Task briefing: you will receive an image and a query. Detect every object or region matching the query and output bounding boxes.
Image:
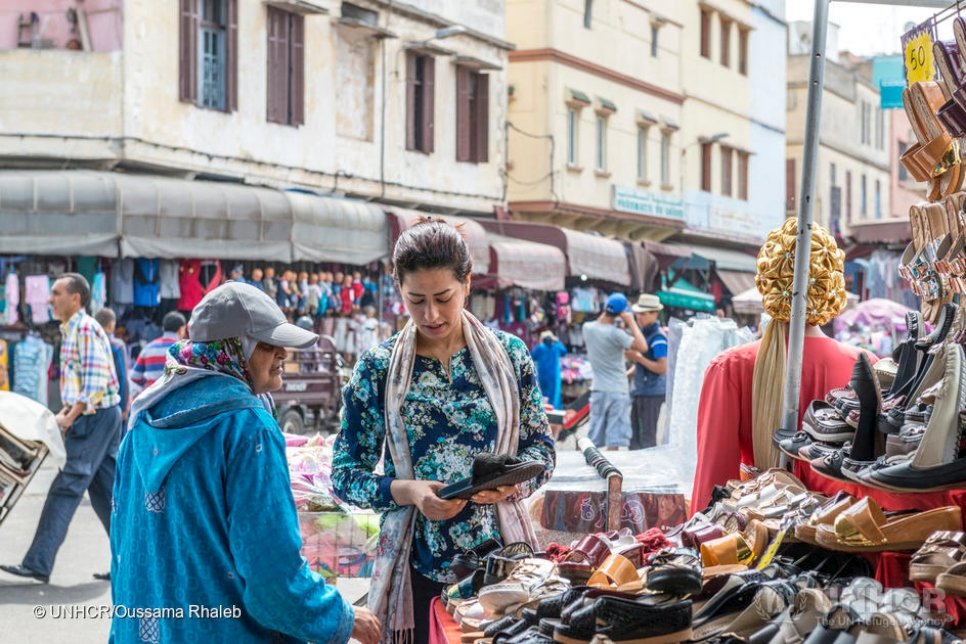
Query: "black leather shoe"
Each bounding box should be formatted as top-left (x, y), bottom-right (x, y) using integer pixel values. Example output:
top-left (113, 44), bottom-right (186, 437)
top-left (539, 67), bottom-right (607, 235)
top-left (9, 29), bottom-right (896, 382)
top-left (0, 564), bottom-right (49, 583)
top-left (93, 572), bottom-right (111, 581)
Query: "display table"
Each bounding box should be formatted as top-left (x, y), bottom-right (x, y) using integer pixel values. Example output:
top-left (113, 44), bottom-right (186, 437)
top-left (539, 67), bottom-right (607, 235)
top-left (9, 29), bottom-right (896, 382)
top-left (795, 462), bottom-right (966, 626)
top-left (429, 597), bottom-right (464, 644)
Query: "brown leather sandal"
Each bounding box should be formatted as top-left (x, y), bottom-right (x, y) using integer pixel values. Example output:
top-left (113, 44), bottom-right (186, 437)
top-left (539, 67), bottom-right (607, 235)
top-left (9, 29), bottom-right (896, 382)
top-left (815, 497), bottom-right (963, 552)
top-left (909, 531), bottom-right (966, 583)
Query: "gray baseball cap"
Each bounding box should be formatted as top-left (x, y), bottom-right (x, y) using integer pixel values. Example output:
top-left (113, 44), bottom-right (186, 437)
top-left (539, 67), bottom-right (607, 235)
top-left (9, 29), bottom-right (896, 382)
top-left (188, 281), bottom-right (319, 349)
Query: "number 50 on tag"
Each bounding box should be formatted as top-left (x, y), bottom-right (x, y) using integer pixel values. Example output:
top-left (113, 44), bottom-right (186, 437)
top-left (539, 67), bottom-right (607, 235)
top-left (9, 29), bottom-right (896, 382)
top-left (902, 19), bottom-right (935, 84)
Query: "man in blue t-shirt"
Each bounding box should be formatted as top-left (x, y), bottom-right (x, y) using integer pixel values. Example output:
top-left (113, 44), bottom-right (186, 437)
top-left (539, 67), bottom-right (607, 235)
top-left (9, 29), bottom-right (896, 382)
top-left (626, 293), bottom-right (668, 450)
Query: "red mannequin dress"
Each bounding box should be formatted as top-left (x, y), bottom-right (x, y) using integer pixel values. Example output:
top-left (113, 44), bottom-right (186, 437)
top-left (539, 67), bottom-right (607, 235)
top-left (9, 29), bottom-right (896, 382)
top-left (690, 336), bottom-right (870, 513)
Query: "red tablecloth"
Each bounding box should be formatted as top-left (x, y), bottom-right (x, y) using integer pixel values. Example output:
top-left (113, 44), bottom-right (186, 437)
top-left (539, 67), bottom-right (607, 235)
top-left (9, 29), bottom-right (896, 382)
top-left (429, 597), bottom-right (463, 644)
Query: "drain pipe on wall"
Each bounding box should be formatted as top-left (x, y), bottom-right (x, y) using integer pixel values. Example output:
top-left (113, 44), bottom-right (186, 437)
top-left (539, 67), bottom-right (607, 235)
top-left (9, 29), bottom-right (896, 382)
top-left (379, 0), bottom-right (393, 200)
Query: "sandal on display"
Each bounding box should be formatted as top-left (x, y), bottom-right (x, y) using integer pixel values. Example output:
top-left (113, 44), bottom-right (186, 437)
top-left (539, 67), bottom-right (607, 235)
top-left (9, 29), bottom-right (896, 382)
top-left (644, 548), bottom-right (703, 596)
top-left (863, 344), bottom-right (966, 492)
top-left (700, 520), bottom-right (770, 568)
top-left (552, 596), bottom-right (693, 644)
top-left (910, 531), bottom-right (966, 583)
top-left (815, 497), bottom-right (962, 553)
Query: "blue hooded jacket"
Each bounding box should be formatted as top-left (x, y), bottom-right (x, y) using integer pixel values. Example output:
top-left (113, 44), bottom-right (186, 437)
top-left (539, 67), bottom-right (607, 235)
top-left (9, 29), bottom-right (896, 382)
top-left (110, 374), bottom-right (354, 643)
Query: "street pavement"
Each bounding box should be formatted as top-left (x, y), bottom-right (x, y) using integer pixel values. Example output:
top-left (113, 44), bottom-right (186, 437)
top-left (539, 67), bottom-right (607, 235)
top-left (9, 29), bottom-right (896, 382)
top-left (0, 460), bottom-right (368, 643)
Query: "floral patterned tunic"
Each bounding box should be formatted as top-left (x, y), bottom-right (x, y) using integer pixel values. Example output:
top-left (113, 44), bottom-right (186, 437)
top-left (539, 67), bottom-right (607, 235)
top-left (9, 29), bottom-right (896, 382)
top-left (332, 330), bottom-right (556, 583)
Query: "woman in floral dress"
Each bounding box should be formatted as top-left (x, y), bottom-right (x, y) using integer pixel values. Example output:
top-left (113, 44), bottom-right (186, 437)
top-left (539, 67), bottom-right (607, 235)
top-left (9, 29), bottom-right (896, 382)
top-left (332, 219), bottom-right (556, 644)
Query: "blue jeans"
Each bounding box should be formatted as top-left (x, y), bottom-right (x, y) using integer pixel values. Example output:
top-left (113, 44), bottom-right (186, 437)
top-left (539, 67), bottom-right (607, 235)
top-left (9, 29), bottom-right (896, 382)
top-left (588, 391), bottom-right (631, 448)
top-left (23, 405), bottom-right (121, 576)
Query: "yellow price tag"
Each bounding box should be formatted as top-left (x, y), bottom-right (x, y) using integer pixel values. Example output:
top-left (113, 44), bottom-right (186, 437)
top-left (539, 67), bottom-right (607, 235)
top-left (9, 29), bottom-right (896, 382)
top-left (903, 22), bottom-right (934, 84)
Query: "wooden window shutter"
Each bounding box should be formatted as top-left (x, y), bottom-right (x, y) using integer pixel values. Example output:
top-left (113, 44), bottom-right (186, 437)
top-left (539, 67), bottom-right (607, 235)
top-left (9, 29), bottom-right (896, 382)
top-left (291, 13), bottom-right (305, 125)
top-left (267, 7), bottom-right (290, 124)
top-left (405, 52), bottom-right (417, 150)
top-left (179, 0), bottom-right (199, 103)
top-left (456, 66), bottom-right (471, 162)
top-left (422, 56), bottom-right (435, 154)
top-left (786, 158), bottom-right (796, 211)
top-left (701, 142), bottom-right (712, 191)
top-left (474, 72), bottom-right (488, 162)
top-left (226, 0), bottom-right (238, 111)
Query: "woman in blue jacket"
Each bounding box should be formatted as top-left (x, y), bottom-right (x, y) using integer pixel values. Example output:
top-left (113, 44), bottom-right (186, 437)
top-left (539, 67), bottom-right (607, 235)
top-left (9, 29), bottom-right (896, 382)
top-left (110, 282), bottom-right (380, 644)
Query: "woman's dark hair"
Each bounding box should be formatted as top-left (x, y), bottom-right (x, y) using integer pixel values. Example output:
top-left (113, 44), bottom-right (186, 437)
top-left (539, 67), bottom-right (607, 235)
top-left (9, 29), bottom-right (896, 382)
top-left (392, 218), bottom-right (472, 285)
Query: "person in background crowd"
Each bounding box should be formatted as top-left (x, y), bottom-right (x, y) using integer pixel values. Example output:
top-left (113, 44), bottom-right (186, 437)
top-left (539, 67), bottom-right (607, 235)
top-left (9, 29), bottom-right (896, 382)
top-left (2, 273), bottom-right (121, 584)
top-left (319, 272), bottom-right (334, 316)
top-left (262, 266), bottom-right (279, 302)
top-left (307, 273), bottom-right (322, 317)
top-left (94, 307), bottom-right (129, 423)
top-left (229, 265), bottom-right (244, 282)
top-left (249, 267), bottom-right (265, 291)
top-left (110, 282), bottom-right (380, 644)
top-left (531, 329), bottom-right (567, 409)
top-left (340, 274), bottom-right (355, 315)
top-left (129, 311), bottom-right (187, 397)
top-left (582, 293), bottom-right (647, 451)
top-left (625, 294), bottom-right (668, 450)
top-left (332, 219), bottom-right (555, 644)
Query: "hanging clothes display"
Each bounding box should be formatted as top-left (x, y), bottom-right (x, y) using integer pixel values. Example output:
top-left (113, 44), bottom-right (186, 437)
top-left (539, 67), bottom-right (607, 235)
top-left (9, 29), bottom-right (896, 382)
top-left (663, 316), bottom-right (754, 488)
top-left (133, 258), bottom-right (161, 308)
top-left (5, 272), bottom-right (19, 325)
top-left (91, 271), bottom-right (107, 313)
top-left (12, 333), bottom-right (52, 405)
top-left (111, 258), bottom-right (135, 307)
top-left (177, 259), bottom-right (223, 313)
top-left (76, 256), bottom-right (97, 289)
top-left (24, 275), bottom-right (50, 324)
top-left (0, 340), bottom-right (8, 391)
top-left (158, 259), bottom-right (181, 314)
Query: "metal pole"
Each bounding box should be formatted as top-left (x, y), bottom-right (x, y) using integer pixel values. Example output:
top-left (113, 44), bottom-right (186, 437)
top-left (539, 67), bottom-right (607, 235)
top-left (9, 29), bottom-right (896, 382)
top-left (777, 0), bottom-right (830, 466)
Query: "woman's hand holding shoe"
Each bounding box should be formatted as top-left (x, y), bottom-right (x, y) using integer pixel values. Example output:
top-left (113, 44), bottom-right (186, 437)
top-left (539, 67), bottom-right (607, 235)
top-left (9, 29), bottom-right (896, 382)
top-left (392, 480), bottom-right (467, 520)
top-left (471, 484), bottom-right (518, 505)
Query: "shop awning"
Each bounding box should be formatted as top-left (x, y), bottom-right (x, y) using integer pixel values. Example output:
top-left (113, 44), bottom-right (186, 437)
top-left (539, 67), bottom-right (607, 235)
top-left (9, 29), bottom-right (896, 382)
top-left (487, 234), bottom-right (566, 291)
top-left (0, 171), bottom-right (120, 257)
top-left (478, 220), bottom-right (632, 286)
top-left (642, 239), bottom-right (691, 270)
top-left (848, 220), bottom-right (911, 244)
top-left (119, 175), bottom-right (293, 261)
top-left (717, 269), bottom-right (756, 296)
top-left (289, 192), bottom-right (389, 264)
top-left (388, 209), bottom-right (491, 274)
top-left (0, 170), bottom-right (393, 264)
top-left (659, 278), bottom-right (716, 312)
top-left (625, 242), bottom-right (658, 293)
top-left (688, 244), bottom-right (758, 273)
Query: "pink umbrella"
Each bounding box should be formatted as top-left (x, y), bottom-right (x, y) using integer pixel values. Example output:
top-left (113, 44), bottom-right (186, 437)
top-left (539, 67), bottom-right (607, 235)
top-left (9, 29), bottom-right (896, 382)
top-left (833, 298), bottom-right (914, 334)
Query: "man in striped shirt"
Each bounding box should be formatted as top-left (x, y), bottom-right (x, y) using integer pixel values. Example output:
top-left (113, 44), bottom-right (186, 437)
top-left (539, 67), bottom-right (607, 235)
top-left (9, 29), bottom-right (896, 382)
top-left (129, 311), bottom-right (186, 397)
top-left (1, 273), bottom-right (121, 584)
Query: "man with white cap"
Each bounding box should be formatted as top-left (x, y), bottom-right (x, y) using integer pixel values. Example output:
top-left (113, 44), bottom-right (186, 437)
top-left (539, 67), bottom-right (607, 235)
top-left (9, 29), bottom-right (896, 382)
top-left (110, 282), bottom-right (380, 644)
top-left (626, 293), bottom-right (668, 450)
top-left (582, 293), bottom-right (647, 450)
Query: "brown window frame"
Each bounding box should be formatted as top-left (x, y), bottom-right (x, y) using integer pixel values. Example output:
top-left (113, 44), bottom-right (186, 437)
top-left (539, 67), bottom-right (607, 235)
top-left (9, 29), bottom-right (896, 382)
top-left (406, 52), bottom-right (435, 154)
top-left (179, 0), bottom-right (237, 112)
top-left (700, 8), bottom-right (711, 59)
top-left (786, 158), bottom-right (796, 211)
top-left (720, 145), bottom-right (733, 197)
top-left (266, 6), bottom-right (304, 127)
top-left (701, 142), bottom-right (713, 192)
top-left (737, 151), bottom-right (749, 200)
top-left (720, 16), bottom-right (731, 68)
top-left (456, 66), bottom-right (489, 164)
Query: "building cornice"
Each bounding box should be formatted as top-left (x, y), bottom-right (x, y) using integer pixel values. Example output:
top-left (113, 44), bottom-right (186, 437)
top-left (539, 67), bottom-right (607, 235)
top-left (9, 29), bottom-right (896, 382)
top-left (508, 49), bottom-right (685, 105)
top-left (510, 199), bottom-right (686, 229)
top-left (787, 138), bottom-right (891, 173)
top-left (620, 0), bottom-right (685, 28)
